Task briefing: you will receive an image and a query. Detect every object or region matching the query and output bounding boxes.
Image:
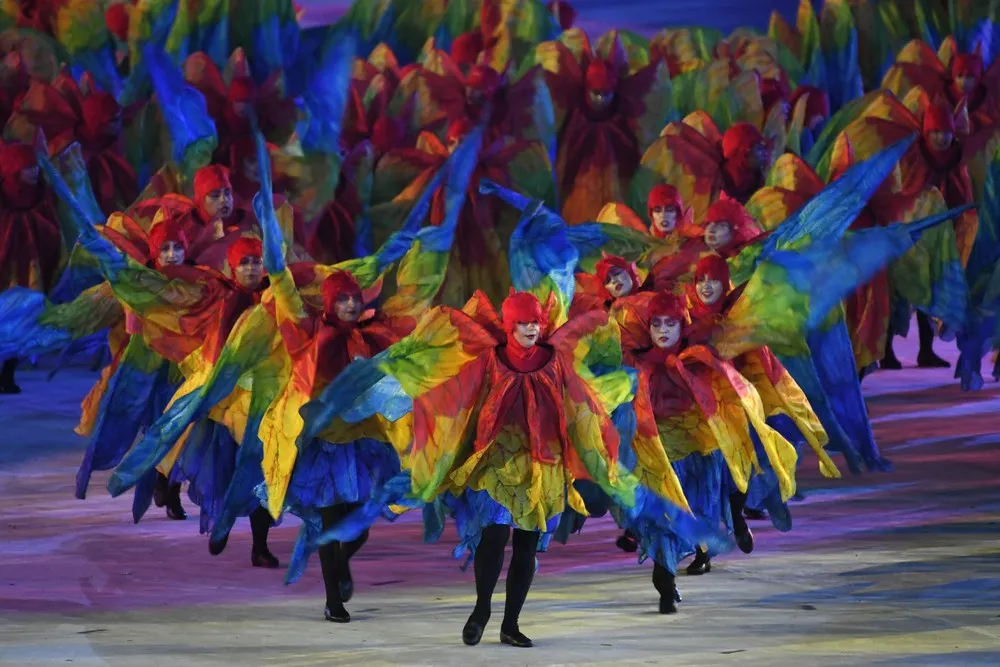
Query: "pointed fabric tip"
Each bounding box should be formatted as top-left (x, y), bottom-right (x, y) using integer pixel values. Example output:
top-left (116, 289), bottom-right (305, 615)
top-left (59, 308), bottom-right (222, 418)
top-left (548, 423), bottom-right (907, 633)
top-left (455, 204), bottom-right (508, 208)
top-left (904, 203), bottom-right (977, 238)
top-left (768, 134), bottom-right (916, 252)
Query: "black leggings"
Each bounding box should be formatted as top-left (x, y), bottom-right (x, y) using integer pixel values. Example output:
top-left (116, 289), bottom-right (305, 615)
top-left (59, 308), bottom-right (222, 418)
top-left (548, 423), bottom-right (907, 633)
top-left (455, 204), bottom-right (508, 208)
top-left (886, 311), bottom-right (937, 359)
top-left (249, 507), bottom-right (273, 553)
top-left (0, 358), bottom-right (17, 386)
top-left (470, 524), bottom-right (538, 632)
top-left (318, 503), bottom-right (370, 608)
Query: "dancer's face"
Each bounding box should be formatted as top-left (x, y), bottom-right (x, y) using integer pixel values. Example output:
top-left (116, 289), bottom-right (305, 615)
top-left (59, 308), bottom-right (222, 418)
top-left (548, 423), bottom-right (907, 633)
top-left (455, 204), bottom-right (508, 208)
top-left (650, 205), bottom-right (677, 234)
top-left (704, 221), bottom-right (733, 250)
top-left (19, 165), bottom-right (39, 185)
top-left (604, 267), bottom-right (634, 299)
top-left (203, 186), bottom-right (234, 220)
top-left (512, 321), bottom-right (541, 348)
top-left (649, 315), bottom-right (682, 350)
top-left (333, 292), bottom-right (361, 322)
top-left (747, 142), bottom-right (769, 169)
top-left (234, 255), bottom-right (264, 289)
top-left (157, 241), bottom-right (185, 267)
top-left (954, 73), bottom-right (977, 94)
top-left (927, 130), bottom-right (954, 151)
top-left (242, 156), bottom-right (261, 184)
top-left (696, 275), bottom-right (725, 306)
top-left (587, 89), bottom-right (614, 112)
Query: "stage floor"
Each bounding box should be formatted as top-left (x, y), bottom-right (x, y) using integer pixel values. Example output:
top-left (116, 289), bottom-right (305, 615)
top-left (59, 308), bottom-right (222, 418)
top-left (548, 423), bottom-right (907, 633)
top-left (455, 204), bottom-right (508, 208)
top-left (1, 336), bottom-right (999, 666)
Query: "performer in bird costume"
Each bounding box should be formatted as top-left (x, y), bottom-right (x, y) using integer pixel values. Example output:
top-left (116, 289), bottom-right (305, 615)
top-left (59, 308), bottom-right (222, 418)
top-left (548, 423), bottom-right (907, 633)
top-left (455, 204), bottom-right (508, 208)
top-left (368, 115), bottom-right (552, 305)
top-left (0, 138), bottom-right (62, 395)
top-left (528, 30), bottom-right (673, 223)
top-left (253, 129), bottom-right (479, 621)
top-left (631, 113), bottom-right (774, 226)
top-left (305, 284), bottom-right (646, 647)
top-left (747, 135), bottom-right (966, 377)
top-left (15, 70), bottom-right (137, 215)
top-left (816, 91), bottom-right (979, 368)
top-left (881, 38), bottom-right (1000, 132)
top-left (182, 49), bottom-right (297, 167)
top-left (623, 288), bottom-right (802, 577)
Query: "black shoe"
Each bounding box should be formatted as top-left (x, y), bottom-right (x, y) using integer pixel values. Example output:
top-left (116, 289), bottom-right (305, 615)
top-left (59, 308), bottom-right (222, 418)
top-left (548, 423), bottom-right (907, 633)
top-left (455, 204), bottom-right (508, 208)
top-left (164, 483), bottom-right (186, 520)
top-left (615, 531), bottom-right (639, 553)
top-left (674, 587), bottom-right (682, 603)
top-left (0, 382), bottom-right (21, 395)
top-left (879, 355), bottom-right (902, 370)
top-left (324, 605), bottom-right (350, 623)
top-left (208, 534), bottom-right (228, 556)
top-left (686, 551), bottom-right (711, 575)
top-left (735, 526), bottom-right (755, 554)
top-left (917, 351), bottom-right (950, 368)
top-left (500, 627), bottom-right (533, 648)
top-left (743, 507), bottom-right (768, 521)
top-left (251, 546), bottom-right (280, 568)
top-left (462, 617), bottom-right (486, 646)
top-left (659, 596), bottom-right (677, 614)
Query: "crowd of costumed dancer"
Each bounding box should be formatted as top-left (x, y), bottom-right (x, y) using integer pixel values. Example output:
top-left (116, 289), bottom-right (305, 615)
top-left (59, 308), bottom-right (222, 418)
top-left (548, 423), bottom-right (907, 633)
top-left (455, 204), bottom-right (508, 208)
top-left (1, 0), bottom-right (998, 650)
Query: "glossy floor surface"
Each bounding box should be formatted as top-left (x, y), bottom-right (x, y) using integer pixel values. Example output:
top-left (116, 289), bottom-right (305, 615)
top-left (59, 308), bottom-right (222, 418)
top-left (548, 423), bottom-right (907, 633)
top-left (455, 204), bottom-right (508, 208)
top-left (1, 334), bottom-right (999, 666)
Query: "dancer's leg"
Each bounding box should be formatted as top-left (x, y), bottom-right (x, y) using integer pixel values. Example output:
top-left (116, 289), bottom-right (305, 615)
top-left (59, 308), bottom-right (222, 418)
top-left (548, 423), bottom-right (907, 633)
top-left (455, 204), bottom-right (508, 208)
top-left (500, 529), bottom-right (538, 647)
top-left (463, 523), bottom-right (510, 645)
top-left (916, 312), bottom-right (949, 368)
top-left (249, 507), bottom-right (278, 568)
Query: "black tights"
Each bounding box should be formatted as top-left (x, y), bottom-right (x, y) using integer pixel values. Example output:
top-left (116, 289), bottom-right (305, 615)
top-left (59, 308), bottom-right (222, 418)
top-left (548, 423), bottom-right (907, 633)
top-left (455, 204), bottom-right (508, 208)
top-left (730, 490), bottom-right (748, 534)
top-left (0, 358), bottom-right (17, 386)
top-left (886, 312), bottom-right (937, 360)
top-left (318, 503), bottom-right (370, 610)
top-left (249, 507), bottom-right (273, 553)
top-left (470, 524), bottom-right (538, 632)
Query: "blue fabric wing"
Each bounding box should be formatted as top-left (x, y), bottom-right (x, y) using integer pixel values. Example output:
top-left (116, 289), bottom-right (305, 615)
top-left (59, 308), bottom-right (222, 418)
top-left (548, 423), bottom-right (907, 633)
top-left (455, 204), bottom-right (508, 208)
top-left (296, 34), bottom-right (357, 156)
top-left (145, 45), bottom-right (218, 177)
top-left (762, 136), bottom-right (916, 256)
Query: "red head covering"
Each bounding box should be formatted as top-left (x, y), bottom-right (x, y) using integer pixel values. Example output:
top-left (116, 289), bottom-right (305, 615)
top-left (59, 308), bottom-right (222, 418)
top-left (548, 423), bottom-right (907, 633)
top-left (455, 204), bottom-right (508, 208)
top-left (80, 91), bottom-right (121, 139)
top-left (105, 3), bottom-right (130, 41)
top-left (648, 291), bottom-right (688, 322)
top-left (722, 122), bottom-right (766, 160)
top-left (595, 255), bottom-right (640, 292)
top-left (194, 165), bottom-right (232, 216)
top-left (148, 218), bottom-right (189, 262)
top-left (694, 253), bottom-right (731, 284)
top-left (227, 77), bottom-right (257, 104)
top-left (923, 102), bottom-right (955, 135)
top-left (501, 290), bottom-right (544, 333)
top-left (760, 76), bottom-right (790, 113)
top-left (585, 59), bottom-right (618, 93)
top-left (547, 0), bottom-right (577, 30)
top-left (647, 183), bottom-right (682, 216)
top-left (789, 85), bottom-right (830, 123)
top-left (465, 65), bottom-right (503, 95)
top-left (702, 194), bottom-right (759, 248)
top-left (371, 116), bottom-right (403, 153)
top-left (226, 236), bottom-right (262, 274)
top-left (451, 32), bottom-right (485, 68)
top-left (0, 143), bottom-right (36, 180)
top-left (446, 117), bottom-right (474, 144)
top-left (322, 270), bottom-right (362, 315)
top-left (951, 52), bottom-right (984, 81)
